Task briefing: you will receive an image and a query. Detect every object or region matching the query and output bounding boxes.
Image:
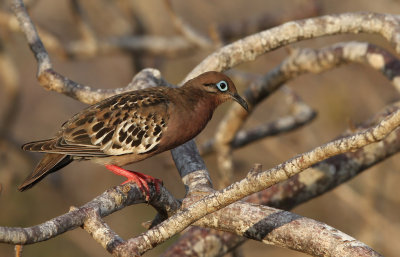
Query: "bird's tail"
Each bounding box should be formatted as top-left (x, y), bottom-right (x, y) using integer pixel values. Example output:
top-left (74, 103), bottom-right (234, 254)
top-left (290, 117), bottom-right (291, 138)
top-left (18, 153), bottom-right (72, 191)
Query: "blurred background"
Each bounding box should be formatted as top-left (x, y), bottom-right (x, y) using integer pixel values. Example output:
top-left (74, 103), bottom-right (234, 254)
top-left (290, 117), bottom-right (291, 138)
top-left (1, 0), bottom-right (400, 256)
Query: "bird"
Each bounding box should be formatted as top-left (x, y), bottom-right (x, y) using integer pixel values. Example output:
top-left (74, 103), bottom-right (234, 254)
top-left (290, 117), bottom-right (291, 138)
top-left (19, 71), bottom-right (248, 198)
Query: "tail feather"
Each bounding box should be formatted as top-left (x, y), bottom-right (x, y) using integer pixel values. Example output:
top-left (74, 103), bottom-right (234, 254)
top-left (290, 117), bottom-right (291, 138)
top-left (18, 153), bottom-right (72, 191)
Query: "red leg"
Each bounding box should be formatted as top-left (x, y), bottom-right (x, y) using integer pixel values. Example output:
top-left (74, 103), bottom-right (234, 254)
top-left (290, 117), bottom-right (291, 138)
top-left (105, 165), bottom-right (162, 200)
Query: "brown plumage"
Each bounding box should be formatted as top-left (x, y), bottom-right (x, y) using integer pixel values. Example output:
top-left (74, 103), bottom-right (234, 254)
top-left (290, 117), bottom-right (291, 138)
top-left (20, 71), bottom-right (248, 194)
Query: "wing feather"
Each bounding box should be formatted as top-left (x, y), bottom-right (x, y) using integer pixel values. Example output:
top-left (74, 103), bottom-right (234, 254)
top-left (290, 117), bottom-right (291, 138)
top-left (23, 88), bottom-right (170, 158)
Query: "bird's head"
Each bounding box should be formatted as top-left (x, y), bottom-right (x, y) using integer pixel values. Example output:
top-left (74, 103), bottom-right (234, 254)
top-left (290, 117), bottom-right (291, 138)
top-left (185, 71), bottom-right (249, 111)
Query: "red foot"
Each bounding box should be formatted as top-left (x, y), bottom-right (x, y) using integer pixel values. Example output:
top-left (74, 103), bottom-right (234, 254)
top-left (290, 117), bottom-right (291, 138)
top-left (105, 165), bottom-right (162, 201)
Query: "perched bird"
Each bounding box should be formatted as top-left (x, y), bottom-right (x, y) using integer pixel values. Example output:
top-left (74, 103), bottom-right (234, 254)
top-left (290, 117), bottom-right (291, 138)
top-left (19, 71), bottom-right (248, 197)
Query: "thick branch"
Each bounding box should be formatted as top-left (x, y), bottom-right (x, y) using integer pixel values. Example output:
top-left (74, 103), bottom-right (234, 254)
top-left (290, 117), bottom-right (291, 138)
top-left (195, 202), bottom-right (382, 257)
top-left (165, 101), bottom-right (400, 257)
top-left (112, 105), bottom-right (400, 255)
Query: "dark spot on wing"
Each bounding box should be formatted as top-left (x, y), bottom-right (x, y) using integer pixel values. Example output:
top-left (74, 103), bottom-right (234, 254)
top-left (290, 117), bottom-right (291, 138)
top-left (126, 136), bottom-right (133, 144)
top-left (103, 112), bottom-right (111, 119)
top-left (96, 127), bottom-right (112, 139)
top-left (119, 130), bottom-right (128, 142)
top-left (128, 124), bottom-right (135, 132)
top-left (160, 119), bottom-right (166, 127)
top-left (131, 139), bottom-right (141, 147)
top-left (102, 131), bottom-right (114, 145)
top-left (92, 122), bottom-right (104, 132)
top-left (132, 127), bottom-right (140, 137)
top-left (112, 118), bottom-right (122, 126)
top-left (118, 97), bottom-right (129, 106)
top-left (154, 125), bottom-right (161, 135)
top-left (137, 130), bottom-right (145, 140)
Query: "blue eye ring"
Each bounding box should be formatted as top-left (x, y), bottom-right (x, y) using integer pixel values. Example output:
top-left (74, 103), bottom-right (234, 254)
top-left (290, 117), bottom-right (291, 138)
top-left (216, 80), bottom-right (228, 92)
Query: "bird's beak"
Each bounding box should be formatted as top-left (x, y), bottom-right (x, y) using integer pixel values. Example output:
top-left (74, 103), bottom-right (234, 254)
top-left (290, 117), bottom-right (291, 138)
top-left (231, 93), bottom-right (249, 112)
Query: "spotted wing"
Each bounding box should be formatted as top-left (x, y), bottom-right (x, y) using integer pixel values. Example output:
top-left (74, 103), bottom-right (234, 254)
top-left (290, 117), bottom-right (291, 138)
top-left (30, 88), bottom-right (169, 157)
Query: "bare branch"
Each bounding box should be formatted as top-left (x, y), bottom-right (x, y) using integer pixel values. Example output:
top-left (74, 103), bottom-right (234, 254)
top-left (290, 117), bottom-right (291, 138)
top-left (195, 202), bottom-right (382, 257)
top-left (185, 12), bottom-right (400, 81)
top-left (80, 208), bottom-right (124, 253)
top-left (114, 105), bottom-right (400, 255)
top-left (167, 101), bottom-right (400, 256)
top-left (0, 182), bottom-right (179, 245)
top-left (212, 41), bottom-right (400, 181)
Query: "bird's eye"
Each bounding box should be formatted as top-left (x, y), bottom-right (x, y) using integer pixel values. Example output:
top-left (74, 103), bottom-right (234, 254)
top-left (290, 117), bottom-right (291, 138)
top-left (216, 80), bottom-right (228, 92)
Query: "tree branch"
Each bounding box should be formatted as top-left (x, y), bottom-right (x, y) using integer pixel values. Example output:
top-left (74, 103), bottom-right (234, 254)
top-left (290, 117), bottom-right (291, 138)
top-left (0, 182), bottom-right (179, 245)
top-left (4, 3), bottom-right (400, 256)
top-left (165, 101), bottom-right (400, 256)
top-left (212, 41), bottom-right (400, 184)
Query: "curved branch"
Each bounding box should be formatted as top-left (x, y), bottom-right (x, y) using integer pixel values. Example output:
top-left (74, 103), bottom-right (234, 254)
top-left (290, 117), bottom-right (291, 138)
top-left (212, 41), bottom-right (400, 179)
top-left (11, 1), bottom-right (173, 104)
top-left (185, 12), bottom-right (400, 81)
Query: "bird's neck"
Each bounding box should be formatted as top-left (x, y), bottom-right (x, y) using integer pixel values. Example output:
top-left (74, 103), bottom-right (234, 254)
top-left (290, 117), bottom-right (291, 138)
top-left (181, 86), bottom-right (220, 122)
top-left (163, 87), bottom-right (220, 148)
